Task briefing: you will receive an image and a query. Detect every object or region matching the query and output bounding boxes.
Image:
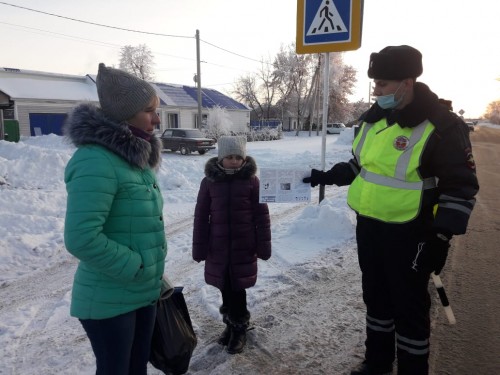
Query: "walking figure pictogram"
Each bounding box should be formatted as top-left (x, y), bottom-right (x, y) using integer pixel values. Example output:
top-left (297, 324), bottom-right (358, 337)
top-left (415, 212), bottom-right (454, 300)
top-left (317, 1), bottom-right (337, 33)
top-left (307, 0), bottom-right (347, 36)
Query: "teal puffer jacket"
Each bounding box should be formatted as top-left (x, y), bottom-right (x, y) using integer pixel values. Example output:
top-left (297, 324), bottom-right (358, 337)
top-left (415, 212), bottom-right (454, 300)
top-left (64, 104), bottom-right (167, 319)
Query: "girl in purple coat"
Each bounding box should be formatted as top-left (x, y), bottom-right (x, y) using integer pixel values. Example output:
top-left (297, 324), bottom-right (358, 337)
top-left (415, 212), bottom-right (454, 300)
top-left (192, 136), bottom-right (271, 354)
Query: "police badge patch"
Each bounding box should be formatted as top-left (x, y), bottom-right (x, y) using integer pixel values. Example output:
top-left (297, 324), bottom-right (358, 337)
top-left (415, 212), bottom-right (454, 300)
top-left (465, 147), bottom-right (476, 170)
top-left (393, 136), bottom-right (410, 151)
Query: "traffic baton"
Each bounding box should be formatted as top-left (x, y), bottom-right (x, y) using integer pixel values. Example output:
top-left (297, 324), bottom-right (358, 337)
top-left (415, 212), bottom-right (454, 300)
top-left (431, 272), bottom-right (456, 325)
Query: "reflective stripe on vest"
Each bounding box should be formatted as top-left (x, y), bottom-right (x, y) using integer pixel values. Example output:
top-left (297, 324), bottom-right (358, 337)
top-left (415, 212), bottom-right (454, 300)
top-left (347, 119), bottom-right (436, 223)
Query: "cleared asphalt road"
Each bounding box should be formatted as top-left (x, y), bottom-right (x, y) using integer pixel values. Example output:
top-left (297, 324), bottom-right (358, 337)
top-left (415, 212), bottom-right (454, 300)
top-left (429, 126), bottom-right (500, 375)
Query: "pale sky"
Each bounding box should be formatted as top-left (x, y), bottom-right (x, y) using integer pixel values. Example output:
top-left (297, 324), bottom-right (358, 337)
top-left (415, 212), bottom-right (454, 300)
top-left (1, 0), bottom-right (498, 118)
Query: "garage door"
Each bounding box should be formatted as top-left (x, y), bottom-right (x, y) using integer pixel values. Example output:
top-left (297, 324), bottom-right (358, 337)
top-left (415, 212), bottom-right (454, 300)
top-left (29, 113), bottom-right (67, 136)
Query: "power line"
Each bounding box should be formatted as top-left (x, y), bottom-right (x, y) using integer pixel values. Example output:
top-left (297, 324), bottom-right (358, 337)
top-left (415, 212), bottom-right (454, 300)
top-left (0, 21), bottom-right (121, 49)
top-left (0, 1), bottom-right (273, 88)
top-left (0, 1), bottom-right (271, 66)
top-left (201, 39), bottom-right (269, 65)
top-left (0, 20), bottom-right (196, 62)
top-left (0, 19), bottom-right (256, 76)
top-left (0, 1), bottom-right (192, 39)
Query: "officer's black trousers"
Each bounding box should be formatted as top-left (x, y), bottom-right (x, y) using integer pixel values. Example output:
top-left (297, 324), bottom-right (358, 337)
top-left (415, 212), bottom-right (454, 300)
top-left (356, 215), bottom-right (432, 375)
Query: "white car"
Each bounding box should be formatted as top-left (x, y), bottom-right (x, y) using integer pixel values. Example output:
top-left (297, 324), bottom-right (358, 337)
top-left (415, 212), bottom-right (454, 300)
top-left (326, 123), bottom-right (346, 134)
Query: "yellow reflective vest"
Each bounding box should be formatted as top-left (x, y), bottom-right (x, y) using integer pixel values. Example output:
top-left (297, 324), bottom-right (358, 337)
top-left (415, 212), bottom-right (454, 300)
top-left (347, 119), bottom-right (436, 223)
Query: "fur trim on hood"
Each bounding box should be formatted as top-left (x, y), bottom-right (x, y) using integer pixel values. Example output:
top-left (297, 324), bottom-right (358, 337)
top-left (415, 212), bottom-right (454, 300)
top-left (64, 103), bottom-right (162, 169)
top-left (204, 156), bottom-right (258, 182)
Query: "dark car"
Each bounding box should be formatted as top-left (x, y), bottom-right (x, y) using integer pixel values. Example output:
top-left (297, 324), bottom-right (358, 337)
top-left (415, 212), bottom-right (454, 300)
top-left (160, 128), bottom-right (216, 155)
top-left (466, 122), bottom-right (475, 132)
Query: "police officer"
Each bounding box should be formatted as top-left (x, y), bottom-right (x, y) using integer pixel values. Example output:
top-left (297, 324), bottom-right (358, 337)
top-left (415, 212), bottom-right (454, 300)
top-left (303, 45), bottom-right (479, 375)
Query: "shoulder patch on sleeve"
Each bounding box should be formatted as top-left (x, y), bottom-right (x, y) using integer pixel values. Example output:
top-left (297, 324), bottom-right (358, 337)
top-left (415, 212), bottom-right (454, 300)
top-left (465, 147), bottom-right (476, 170)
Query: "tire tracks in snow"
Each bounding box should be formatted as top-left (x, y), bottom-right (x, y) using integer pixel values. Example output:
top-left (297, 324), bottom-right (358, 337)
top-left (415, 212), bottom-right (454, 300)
top-left (0, 213), bottom-right (201, 375)
top-left (0, 249), bottom-right (78, 374)
top-left (1, 198), bottom-right (363, 374)
top-left (0, 212), bottom-right (199, 374)
top-left (172, 201), bottom-right (367, 375)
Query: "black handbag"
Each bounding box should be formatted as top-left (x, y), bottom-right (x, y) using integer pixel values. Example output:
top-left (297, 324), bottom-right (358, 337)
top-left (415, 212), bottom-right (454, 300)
top-left (150, 286), bottom-right (197, 375)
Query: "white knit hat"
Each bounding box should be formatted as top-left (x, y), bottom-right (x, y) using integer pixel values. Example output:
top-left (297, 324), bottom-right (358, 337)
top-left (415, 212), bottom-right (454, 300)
top-left (217, 136), bottom-right (246, 161)
top-left (96, 63), bottom-right (157, 122)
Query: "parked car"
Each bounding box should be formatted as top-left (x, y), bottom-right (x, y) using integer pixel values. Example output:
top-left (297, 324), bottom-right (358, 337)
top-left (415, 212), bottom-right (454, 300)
top-left (466, 122), bottom-right (475, 132)
top-left (160, 128), bottom-right (216, 155)
top-left (326, 122), bottom-right (346, 134)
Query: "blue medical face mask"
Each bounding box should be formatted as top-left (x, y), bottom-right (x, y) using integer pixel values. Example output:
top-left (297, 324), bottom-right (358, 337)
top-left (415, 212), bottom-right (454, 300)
top-left (376, 82), bottom-right (405, 109)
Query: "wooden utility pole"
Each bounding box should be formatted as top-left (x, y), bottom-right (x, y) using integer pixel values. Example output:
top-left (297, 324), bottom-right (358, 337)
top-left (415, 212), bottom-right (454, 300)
top-left (307, 63), bottom-right (321, 137)
top-left (195, 29), bottom-right (202, 128)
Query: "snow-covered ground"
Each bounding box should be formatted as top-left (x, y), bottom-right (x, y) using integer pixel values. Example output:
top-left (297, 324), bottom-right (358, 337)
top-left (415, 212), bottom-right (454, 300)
top-left (0, 126), bottom-right (456, 374)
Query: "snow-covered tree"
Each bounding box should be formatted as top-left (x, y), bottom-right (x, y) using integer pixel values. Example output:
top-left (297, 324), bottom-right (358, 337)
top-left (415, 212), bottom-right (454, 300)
top-left (205, 105), bottom-right (233, 139)
top-left (119, 44), bottom-right (155, 80)
top-left (350, 99), bottom-right (371, 124)
top-left (327, 53), bottom-right (358, 124)
top-left (273, 43), bottom-right (316, 133)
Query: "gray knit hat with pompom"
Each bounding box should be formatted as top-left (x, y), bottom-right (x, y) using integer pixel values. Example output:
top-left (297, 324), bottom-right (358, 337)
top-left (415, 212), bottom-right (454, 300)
top-left (96, 63), bottom-right (157, 122)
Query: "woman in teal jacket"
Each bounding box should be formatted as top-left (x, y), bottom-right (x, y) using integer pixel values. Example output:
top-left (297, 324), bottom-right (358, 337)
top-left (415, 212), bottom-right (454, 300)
top-left (64, 63), bottom-right (166, 375)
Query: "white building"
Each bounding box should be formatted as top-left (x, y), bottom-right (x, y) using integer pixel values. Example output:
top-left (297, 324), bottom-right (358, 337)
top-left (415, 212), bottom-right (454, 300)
top-left (0, 67), bottom-right (250, 137)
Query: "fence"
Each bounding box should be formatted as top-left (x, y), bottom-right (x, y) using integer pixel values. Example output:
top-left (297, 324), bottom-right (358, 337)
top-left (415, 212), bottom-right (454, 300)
top-left (249, 119), bottom-right (282, 130)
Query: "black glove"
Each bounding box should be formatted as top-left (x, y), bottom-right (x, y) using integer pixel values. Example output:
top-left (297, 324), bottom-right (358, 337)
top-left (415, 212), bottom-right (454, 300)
top-left (303, 169), bottom-right (323, 187)
top-left (303, 163), bottom-right (356, 188)
top-left (428, 233), bottom-right (451, 275)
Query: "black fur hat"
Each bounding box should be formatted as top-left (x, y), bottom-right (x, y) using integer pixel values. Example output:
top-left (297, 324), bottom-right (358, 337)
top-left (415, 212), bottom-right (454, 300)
top-left (368, 45), bottom-right (423, 80)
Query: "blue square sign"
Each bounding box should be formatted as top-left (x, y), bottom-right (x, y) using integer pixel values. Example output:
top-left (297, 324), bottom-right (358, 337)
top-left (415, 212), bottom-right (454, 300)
top-left (296, 0), bottom-right (363, 54)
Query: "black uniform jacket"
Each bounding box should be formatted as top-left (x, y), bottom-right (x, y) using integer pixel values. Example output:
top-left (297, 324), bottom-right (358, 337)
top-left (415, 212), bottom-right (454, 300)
top-left (320, 82), bottom-right (479, 236)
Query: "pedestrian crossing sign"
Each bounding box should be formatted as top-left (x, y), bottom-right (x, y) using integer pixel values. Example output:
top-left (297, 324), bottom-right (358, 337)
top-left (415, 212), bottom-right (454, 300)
top-left (296, 0), bottom-right (363, 54)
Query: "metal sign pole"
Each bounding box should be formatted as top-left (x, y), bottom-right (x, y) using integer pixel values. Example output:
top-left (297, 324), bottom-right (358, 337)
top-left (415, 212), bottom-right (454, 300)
top-left (296, 0), bottom-right (363, 204)
top-left (319, 52), bottom-right (330, 203)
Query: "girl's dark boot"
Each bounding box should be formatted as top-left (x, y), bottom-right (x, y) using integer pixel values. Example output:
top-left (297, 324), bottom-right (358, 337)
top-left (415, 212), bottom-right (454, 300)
top-left (217, 312), bottom-right (231, 346)
top-left (226, 313), bottom-right (250, 354)
top-left (226, 323), bottom-right (247, 354)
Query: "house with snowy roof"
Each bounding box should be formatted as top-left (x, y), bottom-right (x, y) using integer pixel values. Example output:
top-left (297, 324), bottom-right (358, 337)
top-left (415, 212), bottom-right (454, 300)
top-left (0, 67), bottom-right (250, 138)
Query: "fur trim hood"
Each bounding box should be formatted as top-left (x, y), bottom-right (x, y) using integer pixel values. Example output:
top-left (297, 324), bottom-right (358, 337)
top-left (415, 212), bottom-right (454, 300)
top-left (64, 103), bottom-right (162, 169)
top-left (204, 156), bottom-right (258, 182)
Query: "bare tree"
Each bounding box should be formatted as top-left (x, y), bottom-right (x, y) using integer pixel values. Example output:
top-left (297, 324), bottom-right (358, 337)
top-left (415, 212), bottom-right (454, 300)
top-left (233, 74), bottom-right (262, 115)
top-left (257, 58), bottom-right (280, 119)
top-left (119, 44), bottom-right (155, 80)
top-left (232, 57), bottom-right (278, 120)
top-left (485, 100), bottom-right (500, 124)
top-left (232, 43), bottom-right (358, 131)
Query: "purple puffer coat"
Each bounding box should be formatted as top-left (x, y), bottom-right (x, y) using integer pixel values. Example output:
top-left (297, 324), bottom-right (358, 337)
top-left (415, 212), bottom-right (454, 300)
top-left (192, 156), bottom-right (271, 291)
